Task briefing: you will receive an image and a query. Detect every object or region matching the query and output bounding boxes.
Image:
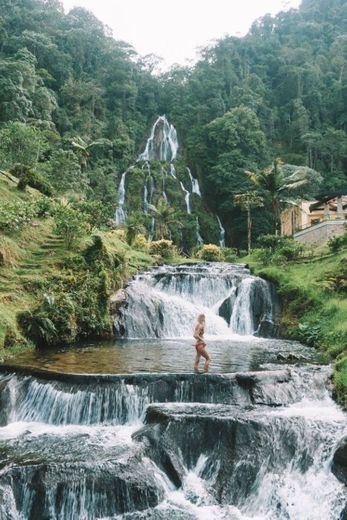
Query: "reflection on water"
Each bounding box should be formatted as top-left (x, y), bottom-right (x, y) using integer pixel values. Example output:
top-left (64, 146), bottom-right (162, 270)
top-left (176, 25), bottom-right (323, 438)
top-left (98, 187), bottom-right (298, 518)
top-left (4, 337), bottom-right (318, 374)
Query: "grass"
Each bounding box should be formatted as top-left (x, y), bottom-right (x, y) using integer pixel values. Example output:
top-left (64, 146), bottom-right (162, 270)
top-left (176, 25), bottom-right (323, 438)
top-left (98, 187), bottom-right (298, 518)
top-left (0, 174), bottom-right (155, 359)
top-left (243, 249), bottom-right (347, 407)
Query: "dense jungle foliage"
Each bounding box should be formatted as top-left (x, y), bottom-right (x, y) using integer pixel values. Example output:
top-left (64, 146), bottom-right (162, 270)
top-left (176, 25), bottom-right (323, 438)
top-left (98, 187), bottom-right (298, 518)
top-left (0, 0), bottom-right (346, 250)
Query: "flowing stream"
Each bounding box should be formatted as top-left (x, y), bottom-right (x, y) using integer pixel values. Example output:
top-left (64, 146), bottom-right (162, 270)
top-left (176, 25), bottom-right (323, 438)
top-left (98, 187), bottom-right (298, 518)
top-left (0, 263), bottom-right (346, 519)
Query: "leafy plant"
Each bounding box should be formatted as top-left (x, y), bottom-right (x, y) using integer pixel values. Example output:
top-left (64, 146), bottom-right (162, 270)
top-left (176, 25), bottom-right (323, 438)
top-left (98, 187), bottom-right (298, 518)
top-left (149, 239), bottom-right (176, 258)
top-left (53, 205), bottom-right (88, 248)
top-left (0, 201), bottom-right (37, 232)
top-left (196, 244), bottom-right (225, 262)
top-left (328, 232), bottom-right (347, 253)
top-left (297, 322), bottom-right (321, 347)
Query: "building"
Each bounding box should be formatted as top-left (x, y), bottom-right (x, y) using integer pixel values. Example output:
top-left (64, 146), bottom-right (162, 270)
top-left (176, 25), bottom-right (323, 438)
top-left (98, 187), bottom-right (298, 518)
top-left (281, 191), bottom-right (347, 244)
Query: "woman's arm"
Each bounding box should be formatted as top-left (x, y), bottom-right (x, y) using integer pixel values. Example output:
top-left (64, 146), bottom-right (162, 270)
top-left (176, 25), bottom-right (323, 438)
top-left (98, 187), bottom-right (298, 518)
top-left (194, 325), bottom-right (204, 341)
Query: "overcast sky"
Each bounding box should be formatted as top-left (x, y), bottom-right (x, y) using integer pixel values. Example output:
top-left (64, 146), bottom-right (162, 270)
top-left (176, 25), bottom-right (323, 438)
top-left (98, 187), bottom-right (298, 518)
top-left (61, 0), bottom-right (302, 66)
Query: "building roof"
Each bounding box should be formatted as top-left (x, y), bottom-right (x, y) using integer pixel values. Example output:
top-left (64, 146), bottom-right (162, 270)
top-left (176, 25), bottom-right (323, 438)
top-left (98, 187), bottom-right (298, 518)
top-left (309, 189), bottom-right (347, 211)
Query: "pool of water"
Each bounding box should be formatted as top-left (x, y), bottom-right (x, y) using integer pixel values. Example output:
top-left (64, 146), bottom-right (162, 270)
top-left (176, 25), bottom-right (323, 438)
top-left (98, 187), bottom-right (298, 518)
top-left (3, 336), bottom-right (319, 374)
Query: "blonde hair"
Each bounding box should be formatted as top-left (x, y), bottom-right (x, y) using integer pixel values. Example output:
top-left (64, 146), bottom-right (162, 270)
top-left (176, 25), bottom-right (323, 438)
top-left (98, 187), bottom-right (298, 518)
top-left (197, 314), bottom-right (205, 323)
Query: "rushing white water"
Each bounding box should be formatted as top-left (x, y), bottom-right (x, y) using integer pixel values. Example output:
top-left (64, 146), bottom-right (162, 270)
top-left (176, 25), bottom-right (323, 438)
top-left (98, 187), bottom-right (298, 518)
top-left (170, 163), bottom-right (177, 179)
top-left (196, 217), bottom-right (204, 245)
top-left (114, 170), bottom-right (128, 226)
top-left (180, 180), bottom-right (191, 214)
top-left (187, 167), bottom-right (201, 196)
top-left (138, 115), bottom-right (178, 162)
top-left (115, 264), bottom-right (275, 339)
top-left (217, 216), bottom-right (226, 248)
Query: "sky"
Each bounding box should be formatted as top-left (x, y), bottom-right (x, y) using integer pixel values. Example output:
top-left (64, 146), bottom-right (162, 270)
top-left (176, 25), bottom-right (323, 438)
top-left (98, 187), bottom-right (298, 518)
top-left (61, 0), bottom-right (302, 67)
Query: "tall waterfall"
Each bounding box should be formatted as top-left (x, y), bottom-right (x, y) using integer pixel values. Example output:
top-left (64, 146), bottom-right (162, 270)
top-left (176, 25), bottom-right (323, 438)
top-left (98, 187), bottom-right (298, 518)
top-left (180, 180), bottom-right (191, 214)
top-left (114, 170), bottom-right (128, 226)
top-left (187, 167), bottom-right (201, 196)
top-left (217, 216), bottom-right (226, 247)
top-left (138, 115), bottom-right (178, 162)
top-left (114, 264), bottom-right (276, 339)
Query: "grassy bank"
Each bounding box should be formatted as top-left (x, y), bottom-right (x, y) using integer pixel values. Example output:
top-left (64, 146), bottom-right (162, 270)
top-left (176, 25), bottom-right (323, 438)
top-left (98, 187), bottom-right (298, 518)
top-left (0, 173), bottom-right (155, 360)
top-left (244, 250), bottom-right (347, 407)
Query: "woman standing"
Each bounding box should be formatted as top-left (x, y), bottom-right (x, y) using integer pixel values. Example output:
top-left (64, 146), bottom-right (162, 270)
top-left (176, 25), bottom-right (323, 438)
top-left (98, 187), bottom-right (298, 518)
top-left (193, 314), bottom-right (211, 373)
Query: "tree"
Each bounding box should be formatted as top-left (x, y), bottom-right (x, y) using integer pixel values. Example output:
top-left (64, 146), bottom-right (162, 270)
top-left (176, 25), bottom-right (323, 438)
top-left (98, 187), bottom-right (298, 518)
top-left (0, 122), bottom-right (49, 168)
top-left (148, 200), bottom-right (182, 240)
top-left (69, 136), bottom-right (113, 172)
top-left (234, 192), bottom-right (264, 253)
top-left (125, 213), bottom-right (146, 246)
top-left (246, 160), bottom-right (322, 234)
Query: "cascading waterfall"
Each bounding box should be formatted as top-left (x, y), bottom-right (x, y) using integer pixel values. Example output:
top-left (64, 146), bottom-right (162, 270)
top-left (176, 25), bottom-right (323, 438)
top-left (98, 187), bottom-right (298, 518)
top-left (180, 180), bottom-right (191, 214)
top-left (0, 261), bottom-right (346, 519)
top-left (138, 115), bottom-right (178, 162)
top-left (196, 217), bottom-right (204, 245)
top-left (0, 364), bottom-right (345, 520)
top-left (217, 215), bottom-right (226, 247)
top-left (170, 163), bottom-right (177, 179)
top-left (114, 264), bottom-right (275, 339)
top-left (161, 166), bottom-right (168, 202)
top-left (114, 170), bottom-right (128, 226)
top-left (187, 167), bottom-right (201, 196)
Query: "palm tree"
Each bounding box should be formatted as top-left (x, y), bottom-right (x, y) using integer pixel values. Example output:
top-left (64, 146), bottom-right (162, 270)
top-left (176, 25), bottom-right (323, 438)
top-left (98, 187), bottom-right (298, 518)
top-left (70, 137), bottom-right (113, 172)
top-left (148, 199), bottom-right (182, 239)
top-left (246, 159), bottom-right (322, 234)
top-left (234, 191), bottom-right (264, 253)
top-left (125, 213), bottom-right (146, 246)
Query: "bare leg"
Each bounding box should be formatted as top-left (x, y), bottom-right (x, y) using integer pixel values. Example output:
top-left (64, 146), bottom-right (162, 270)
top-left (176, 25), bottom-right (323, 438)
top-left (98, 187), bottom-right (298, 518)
top-left (194, 351), bottom-right (201, 373)
top-left (200, 348), bottom-right (211, 372)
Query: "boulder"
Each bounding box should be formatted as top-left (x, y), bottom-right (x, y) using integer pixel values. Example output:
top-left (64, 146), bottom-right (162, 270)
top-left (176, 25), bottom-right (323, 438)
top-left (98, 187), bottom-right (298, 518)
top-left (110, 289), bottom-right (127, 314)
top-left (332, 436), bottom-right (347, 485)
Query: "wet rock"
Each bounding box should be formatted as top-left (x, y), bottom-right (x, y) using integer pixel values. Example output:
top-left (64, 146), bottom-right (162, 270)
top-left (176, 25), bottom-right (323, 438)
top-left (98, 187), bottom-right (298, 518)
top-left (276, 352), bottom-right (306, 363)
top-left (332, 436), bottom-right (347, 485)
top-left (0, 458), bottom-right (164, 518)
top-left (340, 503), bottom-right (347, 520)
top-left (110, 288), bottom-right (127, 314)
top-left (136, 403), bottom-right (317, 505)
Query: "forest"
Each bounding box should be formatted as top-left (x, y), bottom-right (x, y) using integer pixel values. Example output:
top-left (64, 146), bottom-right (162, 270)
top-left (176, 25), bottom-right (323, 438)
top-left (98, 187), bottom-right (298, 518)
top-left (0, 0), bottom-right (346, 248)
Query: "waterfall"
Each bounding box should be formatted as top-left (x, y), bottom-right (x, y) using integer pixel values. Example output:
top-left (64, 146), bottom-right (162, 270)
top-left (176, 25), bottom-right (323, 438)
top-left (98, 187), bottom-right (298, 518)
top-left (196, 217), bottom-right (204, 245)
top-left (114, 170), bottom-right (128, 226)
top-left (0, 366), bottom-right (345, 520)
top-left (161, 166), bottom-right (168, 203)
top-left (217, 216), bottom-right (226, 248)
top-left (187, 167), bottom-right (201, 196)
top-left (180, 180), bottom-right (191, 214)
top-left (170, 163), bottom-right (177, 179)
top-left (114, 264), bottom-right (275, 339)
top-left (138, 115), bottom-right (178, 162)
top-left (0, 259), bottom-right (346, 519)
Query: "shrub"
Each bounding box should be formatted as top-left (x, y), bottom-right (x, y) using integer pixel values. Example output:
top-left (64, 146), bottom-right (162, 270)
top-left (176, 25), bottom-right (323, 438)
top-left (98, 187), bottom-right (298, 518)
top-left (12, 164), bottom-right (53, 196)
top-left (277, 240), bottom-right (304, 261)
top-left (3, 328), bottom-right (30, 349)
top-left (255, 234), bottom-right (304, 262)
top-left (196, 244), bottom-right (224, 262)
top-left (133, 234), bottom-right (149, 251)
top-left (149, 239), bottom-right (176, 258)
top-left (0, 200), bottom-right (36, 232)
top-left (32, 197), bottom-right (56, 217)
top-left (72, 199), bottom-right (110, 229)
top-left (222, 247), bottom-right (238, 263)
top-left (83, 235), bottom-right (115, 268)
top-left (328, 232), bottom-right (347, 253)
top-left (54, 205), bottom-right (88, 248)
top-left (17, 294), bottom-right (78, 347)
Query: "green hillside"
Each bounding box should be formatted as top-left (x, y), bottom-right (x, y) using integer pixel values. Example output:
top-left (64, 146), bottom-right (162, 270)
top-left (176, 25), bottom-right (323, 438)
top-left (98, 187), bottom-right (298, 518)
top-left (245, 247), bottom-right (347, 407)
top-left (0, 172), bottom-right (153, 357)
